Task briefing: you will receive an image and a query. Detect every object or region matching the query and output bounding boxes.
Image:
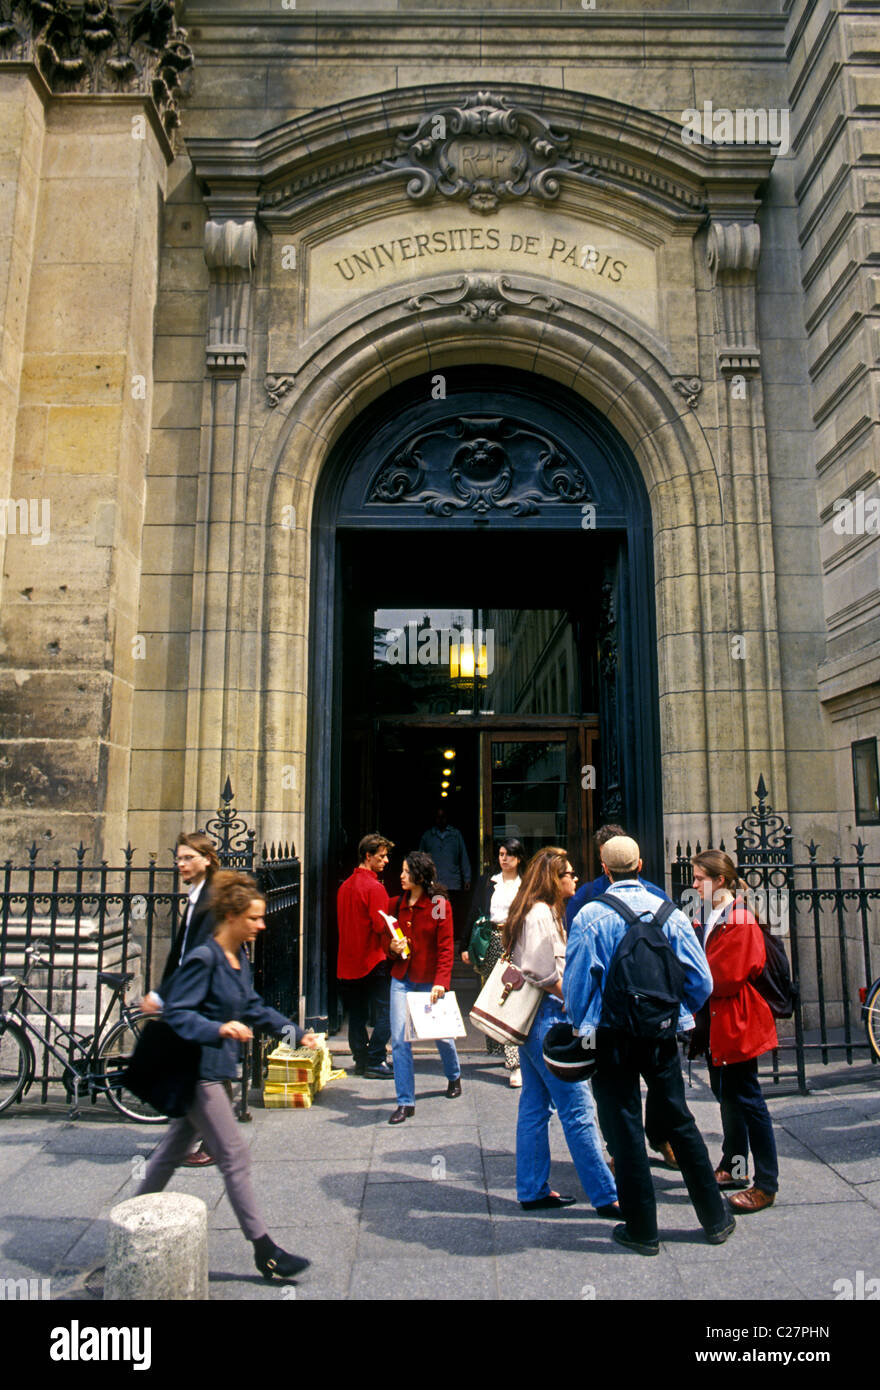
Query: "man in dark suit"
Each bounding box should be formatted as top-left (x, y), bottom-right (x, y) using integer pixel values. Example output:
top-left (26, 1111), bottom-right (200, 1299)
top-left (141, 831), bottom-right (220, 1165)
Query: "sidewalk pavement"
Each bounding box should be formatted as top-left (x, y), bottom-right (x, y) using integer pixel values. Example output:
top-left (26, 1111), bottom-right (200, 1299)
top-left (1, 1047), bottom-right (878, 1302)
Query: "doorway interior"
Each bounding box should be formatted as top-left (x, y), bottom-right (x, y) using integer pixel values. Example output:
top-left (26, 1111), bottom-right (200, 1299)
top-left (338, 528), bottom-right (609, 933)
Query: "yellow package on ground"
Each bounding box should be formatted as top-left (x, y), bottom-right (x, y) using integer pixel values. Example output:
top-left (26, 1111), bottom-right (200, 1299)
top-left (263, 1082), bottom-right (313, 1109)
top-left (263, 1035), bottom-right (344, 1105)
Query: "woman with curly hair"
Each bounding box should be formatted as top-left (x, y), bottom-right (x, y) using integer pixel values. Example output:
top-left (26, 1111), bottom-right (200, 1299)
top-left (508, 846), bottom-right (618, 1216)
top-left (386, 850), bottom-right (461, 1124)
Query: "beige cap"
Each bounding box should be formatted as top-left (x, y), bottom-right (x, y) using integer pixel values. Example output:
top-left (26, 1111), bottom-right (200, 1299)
top-left (601, 835), bottom-right (641, 874)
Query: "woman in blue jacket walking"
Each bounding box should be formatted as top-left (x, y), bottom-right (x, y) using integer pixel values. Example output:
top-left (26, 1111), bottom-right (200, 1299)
top-left (137, 871), bottom-right (317, 1280)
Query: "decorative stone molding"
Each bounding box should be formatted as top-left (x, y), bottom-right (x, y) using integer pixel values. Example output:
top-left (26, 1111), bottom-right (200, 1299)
top-left (265, 374), bottom-right (296, 408)
top-left (707, 220), bottom-right (762, 375)
top-left (407, 274), bottom-right (560, 321)
top-left (388, 91), bottom-right (573, 214)
top-left (672, 377), bottom-right (702, 409)
top-left (367, 414), bottom-right (592, 517)
top-left (0, 0), bottom-right (193, 135)
top-left (204, 219), bottom-right (258, 373)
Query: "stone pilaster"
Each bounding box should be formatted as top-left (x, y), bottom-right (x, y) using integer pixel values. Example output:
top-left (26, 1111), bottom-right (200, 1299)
top-left (0, 0), bottom-right (191, 859)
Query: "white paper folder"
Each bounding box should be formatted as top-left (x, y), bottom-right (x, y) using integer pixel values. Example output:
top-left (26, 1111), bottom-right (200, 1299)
top-left (404, 990), bottom-right (466, 1042)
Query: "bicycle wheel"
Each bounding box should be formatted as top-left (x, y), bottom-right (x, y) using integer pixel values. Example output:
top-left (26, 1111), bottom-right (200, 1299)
top-left (865, 980), bottom-right (880, 1064)
top-left (99, 1013), bottom-right (168, 1124)
top-left (0, 1020), bottom-right (31, 1114)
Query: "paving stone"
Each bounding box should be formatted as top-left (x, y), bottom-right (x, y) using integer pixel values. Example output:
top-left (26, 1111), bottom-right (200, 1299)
top-left (349, 1255), bottom-right (498, 1299)
top-left (778, 1107), bottom-right (880, 1184)
top-left (207, 1223), bottom-right (355, 1301)
top-left (357, 1179), bottom-right (494, 1259)
top-left (209, 1161), bottom-right (366, 1229)
top-left (367, 1133), bottom-right (483, 1184)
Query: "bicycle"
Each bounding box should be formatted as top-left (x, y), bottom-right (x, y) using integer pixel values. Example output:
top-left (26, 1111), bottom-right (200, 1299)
top-left (0, 942), bottom-right (168, 1123)
top-left (864, 977), bottom-right (880, 1064)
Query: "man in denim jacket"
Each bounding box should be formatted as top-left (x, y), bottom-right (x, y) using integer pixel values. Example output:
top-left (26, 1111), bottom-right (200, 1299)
top-left (563, 835), bottom-right (734, 1256)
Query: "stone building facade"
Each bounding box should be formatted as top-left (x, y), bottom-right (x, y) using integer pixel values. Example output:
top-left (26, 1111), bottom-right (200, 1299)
top-left (0, 0), bottom-right (878, 1019)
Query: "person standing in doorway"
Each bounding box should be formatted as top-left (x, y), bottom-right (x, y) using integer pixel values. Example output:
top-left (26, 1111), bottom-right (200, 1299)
top-left (140, 830), bottom-right (220, 1167)
top-left (419, 806), bottom-right (471, 949)
top-left (462, 837), bottom-right (526, 1087)
top-left (337, 834), bottom-right (394, 1078)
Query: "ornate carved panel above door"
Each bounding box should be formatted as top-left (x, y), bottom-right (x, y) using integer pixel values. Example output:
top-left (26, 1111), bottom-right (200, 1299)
top-left (366, 414), bottom-right (593, 518)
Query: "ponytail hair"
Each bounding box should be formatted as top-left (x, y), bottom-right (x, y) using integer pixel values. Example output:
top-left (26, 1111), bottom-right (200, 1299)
top-left (690, 849), bottom-right (747, 896)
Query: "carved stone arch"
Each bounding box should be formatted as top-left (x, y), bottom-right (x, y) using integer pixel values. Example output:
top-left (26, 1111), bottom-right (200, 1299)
top-left (242, 284), bottom-right (787, 870)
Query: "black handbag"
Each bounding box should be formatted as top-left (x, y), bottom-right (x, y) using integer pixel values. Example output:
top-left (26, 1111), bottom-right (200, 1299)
top-left (121, 1019), bottom-right (201, 1118)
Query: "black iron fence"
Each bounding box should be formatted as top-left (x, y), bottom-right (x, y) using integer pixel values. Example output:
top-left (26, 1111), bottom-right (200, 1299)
top-left (671, 776), bottom-right (880, 1093)
top-left (0, 779), bottom-right (300, 1112)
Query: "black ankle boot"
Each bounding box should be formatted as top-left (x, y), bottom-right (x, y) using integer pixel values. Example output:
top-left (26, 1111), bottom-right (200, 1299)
top-left (253, 1234), bottom-right (310, 1280)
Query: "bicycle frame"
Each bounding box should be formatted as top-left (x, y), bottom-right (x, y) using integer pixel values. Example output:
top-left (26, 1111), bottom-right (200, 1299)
top-left (0, 956), bottom-right (131, 1109)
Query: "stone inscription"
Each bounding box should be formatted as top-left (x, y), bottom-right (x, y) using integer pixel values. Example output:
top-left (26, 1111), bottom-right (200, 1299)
top-left (304, 207), bottom-right (658, 334)
top-left (332, 226), bottom-right (628, 286)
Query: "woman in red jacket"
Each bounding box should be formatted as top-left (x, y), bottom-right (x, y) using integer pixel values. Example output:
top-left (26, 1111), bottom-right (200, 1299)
top-left (691, 850), bottom-right (779, 1213)
top-left (387, 850), bottom-right (461, 1124)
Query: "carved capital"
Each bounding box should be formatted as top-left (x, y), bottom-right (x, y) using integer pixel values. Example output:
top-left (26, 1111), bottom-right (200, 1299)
top-left (707, 219), bottom-right (762, 375)
top-left (204, 219), bottom-right (258, 373)
top-left (0, 0), bottom-right (193, 137)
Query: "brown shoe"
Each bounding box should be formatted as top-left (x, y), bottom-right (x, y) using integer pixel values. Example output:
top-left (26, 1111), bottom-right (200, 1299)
top-left (714, 1167), bottom-right (749, 1190)
top-left (727, 1186), bottom-right (775, 1213)
top-left (183, 1144), bottom-right (215, 1168)
top-left (653, 1141), bottom-right (679, 1170)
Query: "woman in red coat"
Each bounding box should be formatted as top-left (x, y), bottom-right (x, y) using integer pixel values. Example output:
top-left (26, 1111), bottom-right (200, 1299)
top-left (386, 850), bottom-right (461, 1124)
top-left (691, 850), bottom-right (779, 1213)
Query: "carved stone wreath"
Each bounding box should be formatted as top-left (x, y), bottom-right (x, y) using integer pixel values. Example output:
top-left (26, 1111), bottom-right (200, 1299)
top-left (368, 415), bottom-right (592, 517)
top-left (389, 91), bottom-right (573, 214)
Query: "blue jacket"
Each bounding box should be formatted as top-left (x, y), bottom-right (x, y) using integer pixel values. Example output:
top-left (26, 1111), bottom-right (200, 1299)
top-left (163, 937), bottom-right (300, 1081)
top-left (563, 880), bottom-right (712, 1038)
top-left (565, 872), bottom-right (668, 928)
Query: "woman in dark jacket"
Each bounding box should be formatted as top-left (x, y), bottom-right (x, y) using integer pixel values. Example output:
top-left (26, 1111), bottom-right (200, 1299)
top-left (137, 871), bottom-right (318, 1278)
top-left (691, 850), bottom-right (779, 1213)
top-left (461, 837), bottom-right (526, 1086)
top-left (387, 850), bottom-right (460, 1124)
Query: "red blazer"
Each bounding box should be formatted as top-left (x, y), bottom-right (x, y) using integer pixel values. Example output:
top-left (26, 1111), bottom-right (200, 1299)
top-left (389, 892), bottom-right (454, 990)
top-left (336, 867), bottom-right (389, 980)
top-left (705, 901), bottom-right (777, 1066)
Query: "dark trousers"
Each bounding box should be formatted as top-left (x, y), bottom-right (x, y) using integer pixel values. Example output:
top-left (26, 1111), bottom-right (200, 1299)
top-left (592, 1030), bottom-right (727, 1243)
top-left (707, 1056), bottom-right (779, 1193)
top-left (339, 962), bottom-right (391, 1068)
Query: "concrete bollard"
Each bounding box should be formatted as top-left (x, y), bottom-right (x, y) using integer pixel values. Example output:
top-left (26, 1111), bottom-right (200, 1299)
top-left (105, 1193), bottom-right (209, 1300)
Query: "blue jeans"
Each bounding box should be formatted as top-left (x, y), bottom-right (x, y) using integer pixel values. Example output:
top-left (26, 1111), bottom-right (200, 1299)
top-left (390, 976), bottom-right (460, 1108)
top-left (516, 995), bottom-right (617, 1208)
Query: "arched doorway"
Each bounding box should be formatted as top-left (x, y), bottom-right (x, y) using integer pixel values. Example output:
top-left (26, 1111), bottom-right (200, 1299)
top-left (305, 365), bottom-right (662, 1025)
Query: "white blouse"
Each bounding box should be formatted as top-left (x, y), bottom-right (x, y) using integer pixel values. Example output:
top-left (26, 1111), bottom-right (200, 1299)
top-left (488, 872), bottom-right (521, 925)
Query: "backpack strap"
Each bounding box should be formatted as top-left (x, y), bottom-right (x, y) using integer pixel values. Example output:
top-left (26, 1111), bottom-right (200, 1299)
top-left (594, 892), bottom-right (675, 932)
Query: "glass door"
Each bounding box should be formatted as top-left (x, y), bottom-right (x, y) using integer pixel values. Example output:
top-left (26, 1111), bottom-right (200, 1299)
top-left (481, 728), bottom-right (597, 874)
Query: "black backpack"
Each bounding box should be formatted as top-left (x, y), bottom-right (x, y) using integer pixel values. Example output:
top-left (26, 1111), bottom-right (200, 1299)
top-left (753, 921), bottom-right (797, 1019)
top-left (595, 893), bottom-right (685, 1039)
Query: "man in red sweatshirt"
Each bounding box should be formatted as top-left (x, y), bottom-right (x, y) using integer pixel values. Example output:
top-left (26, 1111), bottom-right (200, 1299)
top-left (337, 833), bottom-right (394, 1077)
